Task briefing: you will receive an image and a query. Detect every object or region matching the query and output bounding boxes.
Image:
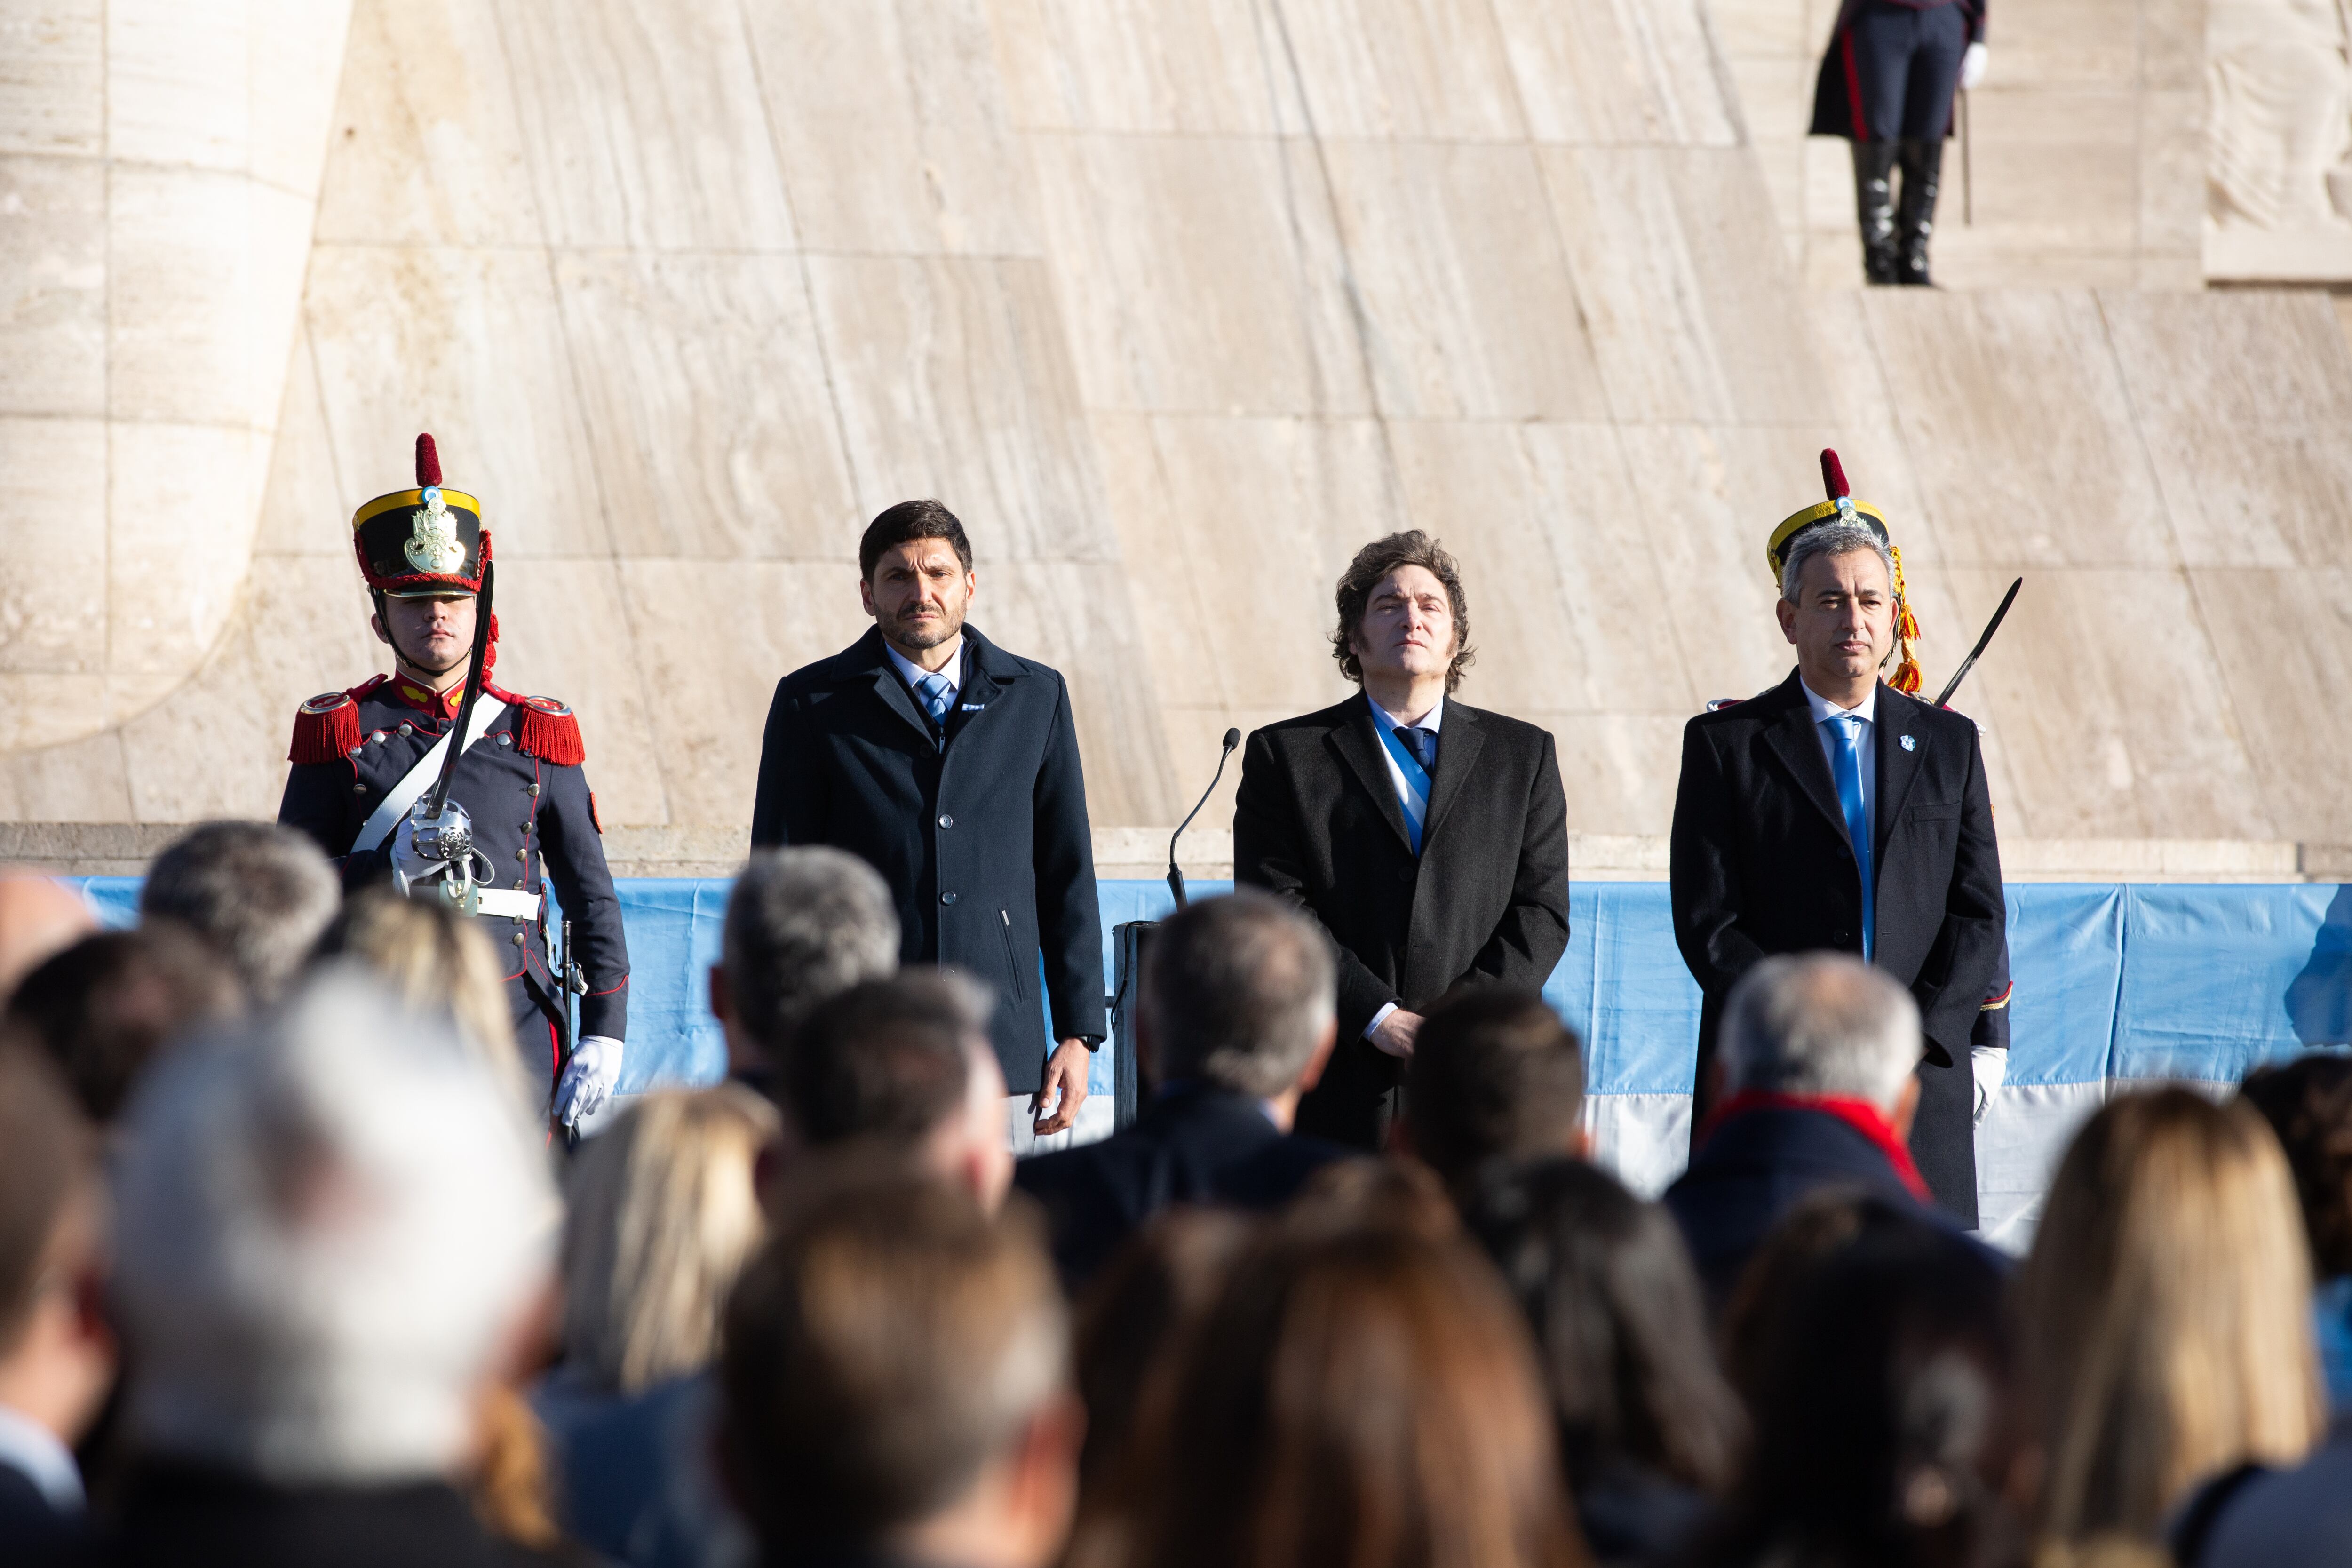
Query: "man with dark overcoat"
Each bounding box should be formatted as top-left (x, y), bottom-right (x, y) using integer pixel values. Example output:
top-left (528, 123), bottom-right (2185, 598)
top-left (749, 500), bottom-right (1103, 1145)
top-left (1233, 531), bottom-right (1570, 1151)
top-left (1669, 449), bottom-right (2005, 1224)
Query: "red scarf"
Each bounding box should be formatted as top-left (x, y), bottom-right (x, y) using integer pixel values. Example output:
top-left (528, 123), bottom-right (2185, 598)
top-left (1700, 1090), bottom-right (1930, 1202)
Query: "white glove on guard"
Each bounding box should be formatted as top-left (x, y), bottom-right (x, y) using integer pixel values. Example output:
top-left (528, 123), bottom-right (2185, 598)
top-left (1958, 42), bottom-right (1988, 92)
top-left (387, 817), bottom-right (449, 896)
top-left (1970, 1044), bottom-right (2007, 1126)
top-left (556, 1035), bottom-right (624, 1127)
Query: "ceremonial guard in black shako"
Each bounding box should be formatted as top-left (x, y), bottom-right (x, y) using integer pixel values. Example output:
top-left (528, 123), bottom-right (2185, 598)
top-left (279, 433), bottom-right (629, 1129)
top-left (1812, 0), bottom-right (1988, 286)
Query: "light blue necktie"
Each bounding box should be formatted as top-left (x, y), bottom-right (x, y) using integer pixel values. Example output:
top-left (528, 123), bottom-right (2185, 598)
top-left (914, 672), bottom-right (954, 726)
top-left (1828, 715), bottom-right (1873, 960)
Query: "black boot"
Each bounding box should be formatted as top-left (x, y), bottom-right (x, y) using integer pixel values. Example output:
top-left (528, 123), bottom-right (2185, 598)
top-left (1896, 137), bottom-right (1946, 286)
top-left (1851, 139), bottom-right (1900, 284)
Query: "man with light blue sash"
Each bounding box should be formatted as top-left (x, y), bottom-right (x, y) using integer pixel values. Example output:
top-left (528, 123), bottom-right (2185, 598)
top-left (1235, 531), bottom-right (1571, 1150)
top-left (1669, 450), bottom-right (2006, 1224)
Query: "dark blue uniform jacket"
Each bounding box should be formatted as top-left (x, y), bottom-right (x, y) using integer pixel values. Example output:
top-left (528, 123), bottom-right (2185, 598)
top-left (749, 626), bottom-right (1105, 1093)
top-left (277, 675), bottom-right (629, 1090)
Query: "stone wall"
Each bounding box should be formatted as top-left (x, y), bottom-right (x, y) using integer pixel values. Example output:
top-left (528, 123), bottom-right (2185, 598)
top-left (1, 0), bottom-right (2348, 860)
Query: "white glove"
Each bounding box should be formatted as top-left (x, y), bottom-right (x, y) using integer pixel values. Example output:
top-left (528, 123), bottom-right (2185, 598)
top-left (1970, 1045), bottom-right (2007, 1126)
top-left (386, 816), bottom-right (449, 895)
top-left (556, 1035), bottom-right (624, 1127)
top-left (1958, 42), bottom-right (1988, 92)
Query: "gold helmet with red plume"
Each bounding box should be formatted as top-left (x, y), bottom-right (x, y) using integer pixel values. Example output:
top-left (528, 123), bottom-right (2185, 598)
top-left (1765, 448), bottom-right (1923, 695)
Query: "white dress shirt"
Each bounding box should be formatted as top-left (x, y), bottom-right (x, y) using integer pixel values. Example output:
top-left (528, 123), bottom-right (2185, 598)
top-left (1801, 677), bottom-right (1877, 849)
top-left (885, 638), bottom-right (965, 710)
top-left (0, 1404), bottom-right (83, 1514)
top-left (1363, 691), bottom-right (1445, 1039)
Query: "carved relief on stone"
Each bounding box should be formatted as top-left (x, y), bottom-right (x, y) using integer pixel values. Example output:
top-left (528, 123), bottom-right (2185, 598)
top-left (2207, 0), bottom-right (2352, 277)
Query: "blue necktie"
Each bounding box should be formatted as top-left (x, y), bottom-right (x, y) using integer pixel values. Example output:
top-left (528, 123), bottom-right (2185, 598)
top-left (1394, 726), bottom-right (1437, 775)
top-left (1828, 715), bottom-right (1873, 959)
top-left (914, 673), bottom-right (954, 729)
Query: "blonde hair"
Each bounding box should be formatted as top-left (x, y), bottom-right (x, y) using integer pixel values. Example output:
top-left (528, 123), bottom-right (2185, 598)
top-left (561, 1085), bottom-right (779, 1393)
top-left (314, 889), bottom-right (529, 1112)
top-left (2018, 1088), bottom-right (2322, 1546)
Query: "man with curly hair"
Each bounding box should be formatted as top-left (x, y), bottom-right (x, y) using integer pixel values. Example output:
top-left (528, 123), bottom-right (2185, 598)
top-left (1232, 532), bottom-right (1570, 1150)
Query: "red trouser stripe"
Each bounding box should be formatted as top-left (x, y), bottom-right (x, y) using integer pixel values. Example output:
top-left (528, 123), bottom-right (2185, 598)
top-left (1841, 31), bottom-right (1870, 141)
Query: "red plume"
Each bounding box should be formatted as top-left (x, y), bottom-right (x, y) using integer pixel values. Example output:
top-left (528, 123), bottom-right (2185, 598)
top-left (1820, 448), bottom-right (1849, 501)
top-left (415, 433), bottom-right (442, 488)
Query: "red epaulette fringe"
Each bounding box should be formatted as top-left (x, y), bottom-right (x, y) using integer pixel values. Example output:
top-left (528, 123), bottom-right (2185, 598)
top-left (515, 695), bottom-right (585, 766)
top-left (289, 691), bottom-right (363, 764)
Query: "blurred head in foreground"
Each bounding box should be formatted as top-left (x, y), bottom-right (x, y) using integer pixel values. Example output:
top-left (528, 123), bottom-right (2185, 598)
top-left (720, 1167), bottom-right (1079, 1568)
top-left (1404, 987), bottom-right (1587, 1193)
top-left (1722, 953), bottom-right (1922, 1123)
top-left (1139, 890), bottom-right (1336, 1115)
top-left (713, 847), bottom-right (899, 1082)
top-left (1127, 1218), bottom-right (1587, 1568)
top-left (7, 923), bottom-right (242, 1123)
top-left (2238, 1053), bottom-right (2352, 1283)
top-left (560, 1084), bottom-right (779, 1396)
top-left (111, 967), bottom-right (557, 1484)
top-left (783, 970), bottom-right (1011, 1211)
top-left (2018, 1087), bottom-right (2321, 1549)
top-left (1465, 1158), bottom-right (1743, 1547)
top-left (1700, 1210), bottom-right (2020, 1568)
top-left (0, 1044), bottom-right (112, 1498)
top-left (311, 887), bottom-right (530, 1114)
top-left (139, 822), bottom-right (339, 1005)
top-left (0, 871), bottom-right (97, 1003)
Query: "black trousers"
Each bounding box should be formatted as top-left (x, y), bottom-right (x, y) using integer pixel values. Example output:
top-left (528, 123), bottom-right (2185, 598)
top-left (1839, 1), bottom-right (1967, 142)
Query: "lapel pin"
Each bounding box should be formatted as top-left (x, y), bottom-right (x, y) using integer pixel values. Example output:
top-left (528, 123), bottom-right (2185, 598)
top-left (1900, 734), bottom-right (1917, 752)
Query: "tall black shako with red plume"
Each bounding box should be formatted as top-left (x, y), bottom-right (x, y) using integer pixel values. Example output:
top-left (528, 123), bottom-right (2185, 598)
top-left (289, 432), bottom-right (580, 765)
top-left (1764, 446), bottom-right (1923, 695)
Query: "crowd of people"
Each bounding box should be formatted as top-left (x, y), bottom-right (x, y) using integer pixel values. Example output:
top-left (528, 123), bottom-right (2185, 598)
top-left (0, 828), bottom-right (2349, 1568)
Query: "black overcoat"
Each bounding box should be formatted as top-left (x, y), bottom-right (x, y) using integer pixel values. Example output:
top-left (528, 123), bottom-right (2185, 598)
top-left (1669, 670), bottom-right (2006, 1222)
top-left (1233, 694), bottom-right (1571, 1149)
top-left (749, 626), bottom-right (1104, 1092)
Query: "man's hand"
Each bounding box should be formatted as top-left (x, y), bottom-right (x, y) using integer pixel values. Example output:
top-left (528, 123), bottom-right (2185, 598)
top-left (556, 1035), bottom-right (625, 1128)
top-left (1959, 41), bottom-right (1988, 91)
top-left (1368, 1009), bottom-right (1424, 1059)
top-left (1031, 1038), bottom-right (1092, 1137)
top-left (1970, 1044), bottom-right (2007, 1126)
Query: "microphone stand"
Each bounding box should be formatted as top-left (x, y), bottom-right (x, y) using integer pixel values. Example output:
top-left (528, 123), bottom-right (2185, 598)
top-left (1168, 728), bottom-right (1241, 908)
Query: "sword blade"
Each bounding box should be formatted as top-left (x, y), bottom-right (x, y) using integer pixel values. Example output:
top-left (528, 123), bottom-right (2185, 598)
top-left (424, 558), bottom-right (496, 821)
top-left (1932, 576), bottom-right (2021, 709)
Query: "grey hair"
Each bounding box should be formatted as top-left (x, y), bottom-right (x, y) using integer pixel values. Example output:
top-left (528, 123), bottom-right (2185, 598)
top-left (112, 966), bottom-right (557, 1483)
top-left (140, 822), bottom-right (341, 1003)
top-left (1143, 890), bottom-right (1337, 1099)
top-left (1779, 521), bottom-right (1896, 606)
top-left (1722, 954), bottom-right (1922, 1111)
top-left (722, 847), bottom-right (901, 1058)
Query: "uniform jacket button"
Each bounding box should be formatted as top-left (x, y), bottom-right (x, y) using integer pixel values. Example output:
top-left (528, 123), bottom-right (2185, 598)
top-left (941, 891), bottom-right (959, 906)
top-left (516, 847), bottom-right (529, 862)
top-left (527, 782), bottom-right (540, 797)
top-left (938, 813), bottom-right (954, 830)
top-left (512, 931), bottom-right (526, 946)
top-left (1834, 930), bottom-right (1851, 945)
top-left (496, 732), bottom-right (512, 747)
top-left (397, 723), bottom-right (413, 737)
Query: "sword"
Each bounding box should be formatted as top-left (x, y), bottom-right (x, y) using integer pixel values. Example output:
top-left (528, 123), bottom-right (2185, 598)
top-left (1933, 576), bottom-right (2020, 709)
top-left (1961, 91), bottom-right (1973, 225)
top-left (423, 558), bottom-right (496, 822)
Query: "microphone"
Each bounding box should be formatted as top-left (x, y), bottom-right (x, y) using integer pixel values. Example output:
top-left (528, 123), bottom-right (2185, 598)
top-left (1168, 727), bottom-right (1241, 909)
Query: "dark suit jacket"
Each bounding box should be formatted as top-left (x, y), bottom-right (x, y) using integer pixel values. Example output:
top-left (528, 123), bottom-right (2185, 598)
top-left (1015, 1086), bottom-right (1354, 1288)
top-left (1233, 695), bottom-right (1571, 1148)
top-left (1663, 1103), bottom-right (1931, 1312)
top-left (750, 627), bottom-right (1105, 1092)
top-left (0, 1461), bottom-right (85, 1566)
top-left (1669, 670), bottom-right (2006, 1223)
top-left (97, 1463), bottom-right (590, 1567)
